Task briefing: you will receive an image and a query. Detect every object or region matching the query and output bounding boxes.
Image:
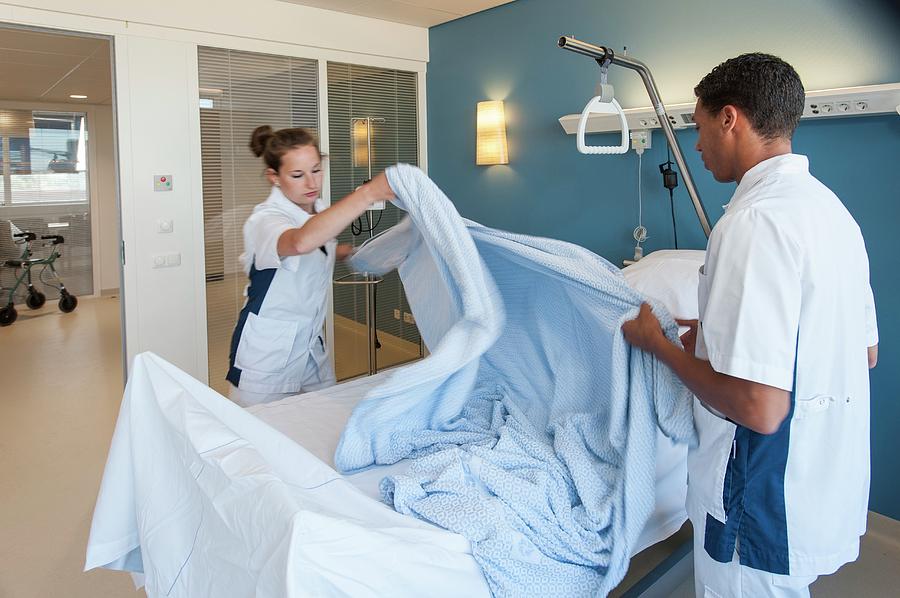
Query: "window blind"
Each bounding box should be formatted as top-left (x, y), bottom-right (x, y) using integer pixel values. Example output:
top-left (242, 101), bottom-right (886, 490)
top-left (327, 62), bottom-right (421, 380)
top-left (198, 46), bottom-right (318, 395)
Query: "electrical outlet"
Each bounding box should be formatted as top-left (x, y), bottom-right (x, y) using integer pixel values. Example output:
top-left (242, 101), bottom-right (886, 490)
top-left (403, 312), bottom-right (415, 324)
top-left (856, 100), bottom-right (868, 111)
top-left (819, 103), bottom-right (834, 114)
top-left (393, 309), bottom-right (401, 320)
top-left (836, 102), bottom-right (851, 113)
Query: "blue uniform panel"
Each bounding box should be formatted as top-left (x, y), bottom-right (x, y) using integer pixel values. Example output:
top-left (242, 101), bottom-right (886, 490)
top-left (704, 339), bottom-right (800, 575)
top-left (226, 264), bottom-right (277, 387)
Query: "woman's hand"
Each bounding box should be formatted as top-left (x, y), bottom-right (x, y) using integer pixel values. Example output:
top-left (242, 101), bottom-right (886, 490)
top-left (363, 172), bottom-right (396, 205)
top-left (336, 244), bottom-right (355, 261)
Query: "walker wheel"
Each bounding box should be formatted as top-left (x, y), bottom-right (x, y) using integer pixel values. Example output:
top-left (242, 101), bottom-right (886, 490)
top-left (26, 290), bottom-right (46, 310)
top-left (0, 305), bottom-right (17, 326)
top-left (59, 292), bottom-right (78, 313)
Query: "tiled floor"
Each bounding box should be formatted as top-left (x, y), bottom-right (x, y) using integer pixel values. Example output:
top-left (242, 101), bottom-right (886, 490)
top-left (639, 515), bottom-right (900, 597)
top-left (1, 296), bottom-right (897, 597)
top-left (0, 296), bottom-right (137, 597)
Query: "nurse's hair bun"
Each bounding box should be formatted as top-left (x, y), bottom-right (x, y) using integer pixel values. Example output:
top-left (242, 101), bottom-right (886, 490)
top-left (249, 125), bottom-right (274, 158)
top-left (249, 125), bottom-right (321, 172)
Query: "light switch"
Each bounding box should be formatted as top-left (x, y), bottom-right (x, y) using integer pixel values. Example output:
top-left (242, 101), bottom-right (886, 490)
top-left (153, 253), bottom-right (182, 268)
top-left (157, 219), bottom-right (174, 233)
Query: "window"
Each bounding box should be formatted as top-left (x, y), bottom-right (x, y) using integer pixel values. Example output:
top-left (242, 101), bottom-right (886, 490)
top-left (0, 109), bottom-right (93, 296)
top-left (198, 46), bottom-right (318, 395)
top-left (1, 111), bottom-right (88, 206)
top-left (327, 62), bottom-right (422, 380)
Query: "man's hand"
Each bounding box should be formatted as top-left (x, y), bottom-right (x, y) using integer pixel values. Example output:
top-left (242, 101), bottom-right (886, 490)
top-left (624, 304), bottom-right (789, 434)
top-left (622, 303), bottom-right (667, 353)
top-left (677, 319), bottom-right (699, 356)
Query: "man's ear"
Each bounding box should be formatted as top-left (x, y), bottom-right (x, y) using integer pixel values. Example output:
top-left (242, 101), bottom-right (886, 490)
top-left (265, 167), bottom-right (278, 185)
top-left (720, 105), bottom-right (739, 133)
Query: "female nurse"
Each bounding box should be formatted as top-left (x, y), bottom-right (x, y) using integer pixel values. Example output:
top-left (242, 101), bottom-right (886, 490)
top-left (227, 125), bottom-right (394, 406)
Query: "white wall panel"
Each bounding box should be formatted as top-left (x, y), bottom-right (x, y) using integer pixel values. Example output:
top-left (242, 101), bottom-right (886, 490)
top-left (117, 35), bottom-right (205, 377)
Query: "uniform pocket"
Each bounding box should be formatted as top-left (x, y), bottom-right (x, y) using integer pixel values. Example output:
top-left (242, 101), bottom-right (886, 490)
top-left (695, 268), bottom-right (711, 359)
top-left (696, 266), bottom-right (709, 319)
top-left (793, 394), bottom-right (834, 420)
top-left (234, 313), bottom-right (299, 374)
top-left (688, 400), bottom-right (737, 522)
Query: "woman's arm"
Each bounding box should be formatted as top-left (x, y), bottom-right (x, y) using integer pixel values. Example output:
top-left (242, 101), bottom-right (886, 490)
top-left (336, 244), bottom-right (355, 261)
top-left (277, 172), bottom-right (394, 257)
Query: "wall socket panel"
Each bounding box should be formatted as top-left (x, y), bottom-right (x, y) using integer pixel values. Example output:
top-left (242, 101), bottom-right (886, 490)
top-left (808, 100), bottom-right (869, 115)
top-left (403, 312), bottom-right (415, 324)
top-left (560, 83), bottom-right (900, 134)
top-left (393, 309), bottom-right (401, 320)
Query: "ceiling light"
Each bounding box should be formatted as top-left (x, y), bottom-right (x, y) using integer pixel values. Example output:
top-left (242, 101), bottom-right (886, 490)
top-left (69, 94), bottom-right (88, 99)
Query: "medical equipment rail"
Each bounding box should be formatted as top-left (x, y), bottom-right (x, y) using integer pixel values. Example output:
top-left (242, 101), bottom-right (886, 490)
top-left (333, 272), bottom-right (383, 376)
top-left (558, 36), bottom-right (712, 237)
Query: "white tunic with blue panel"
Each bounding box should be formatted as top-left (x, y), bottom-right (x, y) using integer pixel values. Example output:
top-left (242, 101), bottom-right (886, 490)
top-left (227, 187), bottom-right (336, 394)
top-left (688, 154), bottom-right (878, 578)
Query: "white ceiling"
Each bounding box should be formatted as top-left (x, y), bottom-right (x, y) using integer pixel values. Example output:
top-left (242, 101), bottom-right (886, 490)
top-left (0, 28), bottom-right (112, 106)
top-left (0, 2), bottom-right (507, 107)
top-left (278, 0), bottom-right (514, 27)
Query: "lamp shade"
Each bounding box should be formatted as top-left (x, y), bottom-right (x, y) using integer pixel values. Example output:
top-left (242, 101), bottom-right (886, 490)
top-left (352, 119), bottom-right (369, 168)
top-left (476, 100), bottom-right (508, 165)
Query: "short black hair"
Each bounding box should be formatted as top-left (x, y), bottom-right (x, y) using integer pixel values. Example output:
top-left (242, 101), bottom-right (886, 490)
top-left (694, 53), bottom-right (805, 140)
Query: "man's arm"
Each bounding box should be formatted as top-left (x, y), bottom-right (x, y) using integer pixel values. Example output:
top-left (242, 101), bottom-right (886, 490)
top-left (623, 304), bottom-right (790, 435)
top-left (868, 345), bottom-right (878, 369)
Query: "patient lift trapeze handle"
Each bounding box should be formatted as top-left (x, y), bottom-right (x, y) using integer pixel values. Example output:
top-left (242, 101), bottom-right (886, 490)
top-left (559, 36), bottom-right (712, 237)
top-left (576, 96), bottom-right (629, 154)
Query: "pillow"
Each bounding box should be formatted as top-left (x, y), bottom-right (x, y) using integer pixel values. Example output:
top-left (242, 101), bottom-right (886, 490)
top-left (622, 249), bottom-right (705, 320)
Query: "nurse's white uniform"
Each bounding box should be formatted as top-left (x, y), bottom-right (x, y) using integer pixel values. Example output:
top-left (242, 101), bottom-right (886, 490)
top-left (688, 155), bottom-right (878, 597)
top-left (227, 186), bottom-right (337, 406)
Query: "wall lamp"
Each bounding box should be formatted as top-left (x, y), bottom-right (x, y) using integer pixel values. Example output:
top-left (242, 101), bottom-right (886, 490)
top-left (476, 100), bottom-right (508, 165)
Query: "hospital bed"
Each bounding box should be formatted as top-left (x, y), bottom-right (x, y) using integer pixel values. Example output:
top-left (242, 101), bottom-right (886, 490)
top-left (85, 248), bottom-right (705, 597)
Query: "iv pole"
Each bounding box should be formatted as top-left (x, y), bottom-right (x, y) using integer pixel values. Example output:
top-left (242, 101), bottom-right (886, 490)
top-left (558, 36), bottom-right (712, 238)
top-left (334, 117), bottom-right (386, 376)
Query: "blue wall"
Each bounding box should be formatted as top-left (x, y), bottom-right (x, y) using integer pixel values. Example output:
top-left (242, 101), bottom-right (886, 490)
top-left (427, 0), bottom-right (900, 519)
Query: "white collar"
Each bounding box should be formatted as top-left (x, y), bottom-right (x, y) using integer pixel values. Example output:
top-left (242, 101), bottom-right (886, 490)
top-left (266, 185), bottom-right (327, 219)
top-left (723, 154), bottom-right (809, 212)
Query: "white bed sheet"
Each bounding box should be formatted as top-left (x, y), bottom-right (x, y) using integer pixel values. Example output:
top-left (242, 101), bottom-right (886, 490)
top-left (86, 250), bottom-right (701, 597)
top-left (248, 369), bottom-right (688, 557)
top-left (86, 353), bottom-right (492, 598)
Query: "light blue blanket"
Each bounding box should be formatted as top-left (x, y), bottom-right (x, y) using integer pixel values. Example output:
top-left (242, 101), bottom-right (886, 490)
top-left (335, 165), bottom-right (695, 597)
